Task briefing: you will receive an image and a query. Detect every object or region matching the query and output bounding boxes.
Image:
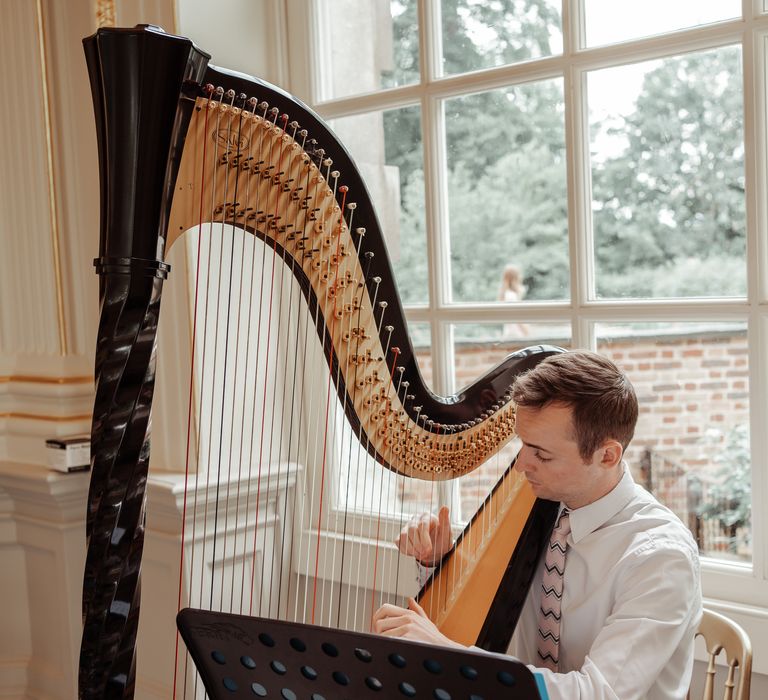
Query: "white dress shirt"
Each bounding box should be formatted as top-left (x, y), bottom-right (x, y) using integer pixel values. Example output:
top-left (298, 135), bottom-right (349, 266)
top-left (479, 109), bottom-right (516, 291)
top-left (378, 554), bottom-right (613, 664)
top-left (509, 464), bottom-right (702, 700)
top-left (417, 465), bottom-right (702, 699)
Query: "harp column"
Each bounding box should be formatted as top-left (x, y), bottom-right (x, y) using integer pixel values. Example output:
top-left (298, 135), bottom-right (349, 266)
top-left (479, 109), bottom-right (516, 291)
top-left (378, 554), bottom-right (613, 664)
top-left (79, 27), bottom-right (209, 699)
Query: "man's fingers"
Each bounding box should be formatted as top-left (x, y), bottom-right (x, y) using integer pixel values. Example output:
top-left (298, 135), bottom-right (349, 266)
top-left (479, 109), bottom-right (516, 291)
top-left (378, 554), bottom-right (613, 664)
top-left (434, 506), bottom-right (454, 555)
top-left (376, 603), bottom-right (406, 615)
top-left (396, 524), bottom-right (424, 558)
top-left (375, 614), bottom-right (410, 633)
top-left (416, 519), bottom-right (434, 558)
top-left (407, 597), bottom-right (428, 618)
top-left (395, 511), bottom-right (445, 561)
top-left (396, 531), bottom-right (418, 557)
top-left (372, 604), bottom-right (404, 625)
top-left (438, 505), bottom-right (450, 532)
top-left (372, 605), bottom-right (414, 635)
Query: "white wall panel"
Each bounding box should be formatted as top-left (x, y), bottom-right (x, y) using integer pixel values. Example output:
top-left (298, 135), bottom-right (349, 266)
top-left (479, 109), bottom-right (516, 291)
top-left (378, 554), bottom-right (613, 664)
top-left (0, 1), bottom-right (61, 356)
top-left (45, 0), bottom-right (100, 359)
top-left (177, 0), bottom-right (287, 86)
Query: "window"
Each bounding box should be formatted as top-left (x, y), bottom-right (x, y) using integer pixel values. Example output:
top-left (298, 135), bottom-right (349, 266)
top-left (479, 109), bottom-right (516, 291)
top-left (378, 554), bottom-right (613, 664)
top-left (293, 0), bottom-right (768, 610)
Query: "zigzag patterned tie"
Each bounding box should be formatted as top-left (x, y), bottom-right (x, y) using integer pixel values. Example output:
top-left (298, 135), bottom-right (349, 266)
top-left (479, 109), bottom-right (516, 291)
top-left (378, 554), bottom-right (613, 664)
top-left (537, 508), bottom-right (571, 671)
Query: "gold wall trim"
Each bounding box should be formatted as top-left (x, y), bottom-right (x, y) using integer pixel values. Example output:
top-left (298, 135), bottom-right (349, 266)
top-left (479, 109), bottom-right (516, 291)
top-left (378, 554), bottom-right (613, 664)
top-left (0, 412), bottom-right (92, 422)
top-left (95, 0), bottom-right (116, 28)
top-left (0, 375), bottom-right (93, 385)
top-left (35, 0), bottom-right (68, 356)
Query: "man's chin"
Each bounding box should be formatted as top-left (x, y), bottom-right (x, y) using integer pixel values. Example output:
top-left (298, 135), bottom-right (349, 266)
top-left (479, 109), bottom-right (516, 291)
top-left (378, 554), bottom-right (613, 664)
top-left (527, 480), bottom-right (552, 499)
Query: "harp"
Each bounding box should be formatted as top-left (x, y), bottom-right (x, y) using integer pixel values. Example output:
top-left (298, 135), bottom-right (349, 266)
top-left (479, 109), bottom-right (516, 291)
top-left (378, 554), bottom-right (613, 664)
top-left (79, 25), bottom-right (561, 699)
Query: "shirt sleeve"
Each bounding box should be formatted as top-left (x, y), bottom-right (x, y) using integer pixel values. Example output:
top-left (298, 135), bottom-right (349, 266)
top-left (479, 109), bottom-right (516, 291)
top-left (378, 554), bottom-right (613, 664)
top-left (535, 540), bottom-right (702, 700)
top-left (415, 561), bottom-right (436, 588)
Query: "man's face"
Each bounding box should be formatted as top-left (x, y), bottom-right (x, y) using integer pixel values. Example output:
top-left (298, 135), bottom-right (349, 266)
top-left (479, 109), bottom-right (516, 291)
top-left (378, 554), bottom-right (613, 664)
top-left (513, 403), bottom-right (609, 509)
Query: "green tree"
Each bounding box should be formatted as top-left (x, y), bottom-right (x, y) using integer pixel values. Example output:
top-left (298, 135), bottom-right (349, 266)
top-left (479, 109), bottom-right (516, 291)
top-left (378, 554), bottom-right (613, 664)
top-left (387, 3), bottom-right (746, 305)
top-left (447, 145), bottom-right (568, 301)
top-left (386, 0), bottom-right (568, 304)
top-left (592, 47), bottom-right (745, 297)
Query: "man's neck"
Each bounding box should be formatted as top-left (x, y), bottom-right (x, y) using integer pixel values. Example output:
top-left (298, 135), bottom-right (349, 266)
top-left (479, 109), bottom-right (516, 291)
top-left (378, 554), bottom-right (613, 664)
top-left (566, 464), bottom-right (624, 510)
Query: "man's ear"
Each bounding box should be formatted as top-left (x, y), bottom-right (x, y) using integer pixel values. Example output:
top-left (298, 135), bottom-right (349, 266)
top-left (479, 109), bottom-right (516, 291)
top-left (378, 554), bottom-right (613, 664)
top-left (599, 440), bottom-right (623, 469)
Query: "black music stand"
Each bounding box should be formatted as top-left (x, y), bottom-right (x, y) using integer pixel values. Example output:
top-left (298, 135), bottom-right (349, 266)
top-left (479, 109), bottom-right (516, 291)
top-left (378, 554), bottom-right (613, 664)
top-left (177, 608), bottom-right (549, 699)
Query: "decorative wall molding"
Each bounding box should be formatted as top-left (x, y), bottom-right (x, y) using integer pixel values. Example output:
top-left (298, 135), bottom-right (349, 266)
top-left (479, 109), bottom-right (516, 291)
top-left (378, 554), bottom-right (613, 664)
top-left (1, 0), bottom-right (100, 365)
top-left (0, 459), bottom-right (301, 699)
top-left (94, 0), bottom-right (115, 27)
top-left (0, 461), bottom-right (88, 699)
top-left (44, 0), bottom-right (100, 359)
top-left (35, 0), bottom-right (67, 356)
top-left (0, 1), bottom-right (62, 357)
top-left (0, 375), bottom-right (92, 385)
top-left (0, 376), bottom-right (93, 463)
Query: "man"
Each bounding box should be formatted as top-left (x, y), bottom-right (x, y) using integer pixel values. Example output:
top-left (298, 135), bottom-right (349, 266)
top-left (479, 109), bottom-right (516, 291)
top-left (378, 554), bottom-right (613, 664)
top-left (373, 351), bottom-right (702, 700)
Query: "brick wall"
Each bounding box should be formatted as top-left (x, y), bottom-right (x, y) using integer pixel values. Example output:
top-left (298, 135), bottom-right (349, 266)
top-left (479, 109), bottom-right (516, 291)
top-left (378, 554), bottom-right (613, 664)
top-left (409, 329), bottom-right (750, 557)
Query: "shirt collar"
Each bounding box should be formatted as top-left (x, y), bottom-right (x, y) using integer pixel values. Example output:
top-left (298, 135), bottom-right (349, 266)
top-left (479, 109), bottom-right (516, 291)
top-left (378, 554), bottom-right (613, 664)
top-left (566, 462), bottom-right (636, 544)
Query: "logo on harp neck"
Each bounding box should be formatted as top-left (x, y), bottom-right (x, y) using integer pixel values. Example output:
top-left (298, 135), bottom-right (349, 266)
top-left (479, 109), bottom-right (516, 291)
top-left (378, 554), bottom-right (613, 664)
top-left (192, 622), bottom-right (255, 646)
top-left (212, 128), bottom-right (250, 151)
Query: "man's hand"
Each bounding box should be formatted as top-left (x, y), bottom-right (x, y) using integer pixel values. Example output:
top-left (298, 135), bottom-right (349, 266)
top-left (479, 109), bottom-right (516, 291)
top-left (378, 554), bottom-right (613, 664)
top-left (395, 505), bottom-right (453, 566)
top-left (372, 598), bottom-right (464, 648)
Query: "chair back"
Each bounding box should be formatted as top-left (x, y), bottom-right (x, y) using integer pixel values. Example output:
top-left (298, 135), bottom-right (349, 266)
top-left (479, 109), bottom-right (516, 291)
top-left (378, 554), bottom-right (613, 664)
top-left (688, 608), bottom-right (752, 700)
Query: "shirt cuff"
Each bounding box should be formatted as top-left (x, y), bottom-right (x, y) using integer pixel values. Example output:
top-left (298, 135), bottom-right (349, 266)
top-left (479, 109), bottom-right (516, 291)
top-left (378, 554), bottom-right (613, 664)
top-left (415, 561), bottom-right (436, 587)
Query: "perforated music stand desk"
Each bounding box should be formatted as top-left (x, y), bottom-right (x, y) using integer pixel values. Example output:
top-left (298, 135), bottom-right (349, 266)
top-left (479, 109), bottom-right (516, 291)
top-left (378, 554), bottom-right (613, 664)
top-left (177, 608), bottom-right (549, 699)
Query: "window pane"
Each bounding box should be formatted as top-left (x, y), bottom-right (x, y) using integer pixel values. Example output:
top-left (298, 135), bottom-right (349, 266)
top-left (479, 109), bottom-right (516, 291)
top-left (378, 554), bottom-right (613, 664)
top-left (590, 47), bottom-right (746, 299)
top-left (330, 106), bottom-right (428, 304)
top-left (584, 0), bottom-right (740, 48)
top-left (453, 322), bottom-right (570, 391)
top-left (318, 0), bottom-right (419, 100)
top-left (445, 81), bottom-right (569, 303)
top-left (442, 0), bottom-right (562, 76)
top-left (597, 323), bottom-right (751, 563)
top-left (453, 323), bottom-right (571, 522)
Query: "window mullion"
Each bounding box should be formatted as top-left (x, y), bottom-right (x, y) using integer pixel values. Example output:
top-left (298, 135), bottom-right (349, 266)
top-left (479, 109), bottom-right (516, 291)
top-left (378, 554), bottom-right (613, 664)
top-left (423, 0), bottom-right (453, 513)
top-left (742, 15), bottom-right (766, 580)
top-left (562, 0), bottom-right (586, 56)
top-left (747, 23), bottom-right (767, 583)
top-left (310, 0), bottom-right (334, 103)
top-left (420, 0), bottom-right (442, 82)
top-left (563, 1), bottom-right (593, 348)
top-left (422, 90), bottom-right (454, 401)
top-left (420, 12), bottom-right (451, 396)
top-left (753, 34), bottom-right (768, 305)
top-left (756, 317), bottom-right (768, 582)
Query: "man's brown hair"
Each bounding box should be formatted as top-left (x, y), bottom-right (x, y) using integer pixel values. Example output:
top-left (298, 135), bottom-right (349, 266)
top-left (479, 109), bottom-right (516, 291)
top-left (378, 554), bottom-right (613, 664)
top-left (511, 351), bottom-right (638, 461)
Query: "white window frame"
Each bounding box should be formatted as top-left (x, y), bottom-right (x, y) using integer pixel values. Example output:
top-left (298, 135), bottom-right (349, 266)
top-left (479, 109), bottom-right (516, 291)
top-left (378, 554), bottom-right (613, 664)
top-left (283, 0), bottom-right (768, 663)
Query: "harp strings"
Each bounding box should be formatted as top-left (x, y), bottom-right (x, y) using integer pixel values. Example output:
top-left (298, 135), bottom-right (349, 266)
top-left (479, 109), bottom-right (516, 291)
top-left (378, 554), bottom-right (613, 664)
top-left (172, 87), bottom-right (402, 636)
top-left (172, 81), bottom-right (213, 700)
top-left (168, 86), bottom-right (519, 697)
top-left (272, 118), bottom-right (307, 622)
